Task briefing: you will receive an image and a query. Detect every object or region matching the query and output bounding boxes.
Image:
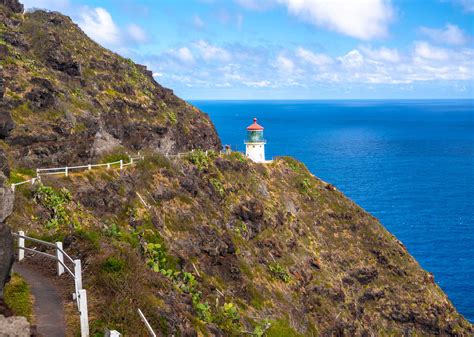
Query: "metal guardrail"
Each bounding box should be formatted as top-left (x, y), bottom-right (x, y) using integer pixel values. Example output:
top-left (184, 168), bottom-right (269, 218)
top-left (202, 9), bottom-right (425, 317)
top-left (13, 231), bottom-right (89, 337)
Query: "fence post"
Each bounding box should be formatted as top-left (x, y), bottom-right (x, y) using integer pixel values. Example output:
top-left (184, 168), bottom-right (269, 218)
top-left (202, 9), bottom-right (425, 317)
top-left (88, 164), bottom-right (92, 171)
top-left (65, 167), bottom-right (69, 177)
top-left (56, 242), bottom-right (64, 276)
top-left (107, 163), bottom-right (111, 170)
top-left (130, 157), bottom-right (134, 165)
top-left (18, 231), bottom-right (25, 261)
top-left (74, 259), bottom-right (82, 291)
top-left (78, 289), bottom-right (89, 337)
top-left (119, 160), bottom-right (123, 170)
top-left (11, 184), bottom-right (15, 192)
top-left (36, 168), bottom-right (39, 178)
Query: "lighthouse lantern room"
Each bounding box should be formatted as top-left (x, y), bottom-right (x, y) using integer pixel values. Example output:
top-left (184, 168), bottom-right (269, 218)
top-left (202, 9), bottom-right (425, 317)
top-left (245, 118), bottom-right (266, 163)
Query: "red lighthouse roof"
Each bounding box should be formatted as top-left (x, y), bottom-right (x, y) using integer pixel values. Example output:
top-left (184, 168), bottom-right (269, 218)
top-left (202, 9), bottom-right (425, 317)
top-left (246, 118), bottom-right (264, 131)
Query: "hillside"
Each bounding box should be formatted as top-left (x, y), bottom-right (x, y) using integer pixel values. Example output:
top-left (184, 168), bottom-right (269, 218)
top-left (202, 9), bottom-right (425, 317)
top-left (1, 1), bottom-right (473, 336)
top-left (0, 0), bottom-right (220, 169)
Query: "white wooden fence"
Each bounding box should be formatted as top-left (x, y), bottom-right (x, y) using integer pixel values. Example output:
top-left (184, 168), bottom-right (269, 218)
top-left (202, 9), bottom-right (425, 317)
top-left (10, 155), bottom-right (144, 191)
top-left (13, 231), bottom-right (89, 337)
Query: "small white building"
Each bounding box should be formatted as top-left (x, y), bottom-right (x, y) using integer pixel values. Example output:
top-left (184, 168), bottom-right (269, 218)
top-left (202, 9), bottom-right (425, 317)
top-left (245, 118), bottom-right (266, 163)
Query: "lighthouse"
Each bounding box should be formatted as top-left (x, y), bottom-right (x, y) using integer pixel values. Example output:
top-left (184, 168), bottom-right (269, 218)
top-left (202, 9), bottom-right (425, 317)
top-left (245, 118), bottom-right (266, 163)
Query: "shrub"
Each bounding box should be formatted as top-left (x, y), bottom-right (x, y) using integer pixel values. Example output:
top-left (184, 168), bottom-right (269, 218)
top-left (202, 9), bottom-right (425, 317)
top-left (209, 178), bottom-right (225, 198)
top-left (144, 243), bottom-right (168, 272)
top-left (34, 184), bottom-right (72, 230)
top-left (187, 149), bottom-right (216, 171)
top-left (102, 256), bottom-right (126, 274)
top-left (100, 149), bottom-right (130, 165)
top-left (3, 273), bottom-right (33, 321)
top-left (268, 263), bottom-right (291, 283)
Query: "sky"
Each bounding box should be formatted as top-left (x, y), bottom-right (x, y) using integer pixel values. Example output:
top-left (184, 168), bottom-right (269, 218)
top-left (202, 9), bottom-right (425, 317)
top-left (22, 0), bottom-right (474, 100)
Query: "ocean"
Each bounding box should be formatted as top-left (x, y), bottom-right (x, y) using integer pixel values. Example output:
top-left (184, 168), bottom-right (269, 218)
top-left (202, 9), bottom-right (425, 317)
top-left (191, 99), bottom-right (474, 322)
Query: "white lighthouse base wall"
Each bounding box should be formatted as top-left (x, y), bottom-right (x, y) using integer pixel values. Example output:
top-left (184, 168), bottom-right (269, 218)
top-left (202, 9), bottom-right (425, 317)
top-left (246, 143), bottom-right (265, 163)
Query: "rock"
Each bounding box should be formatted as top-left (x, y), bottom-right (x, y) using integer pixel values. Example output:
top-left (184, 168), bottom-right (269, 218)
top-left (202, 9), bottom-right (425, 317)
top-left (46, 49), bottom-right (81, 77)
top-left (0, 76), bottom-right (5, 98)
top-left (0, 187), bottom-right (14, 222)
top-left (0, 149), bottom-right (9, 184)
top-left (0, 109), bottom-right (14, 139)
top-left (358, 288), bottom-right (385, 303)
top-left (349, 267), bottom-right (379, 285)
top-left (25, 78), bottom-right (57, 110)
top-left (92, 130), bottom-right (121, 157)
top-left (0, 0), bottom-right (24, 13)
top-left (0, 315), bottom-right (30, 337)
top-left (0, 223), bottom-right (14, 298)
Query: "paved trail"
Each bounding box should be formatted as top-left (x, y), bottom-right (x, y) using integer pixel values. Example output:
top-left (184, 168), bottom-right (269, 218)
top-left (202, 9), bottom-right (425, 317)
top-left (14, 263), bottom-right (66, 337)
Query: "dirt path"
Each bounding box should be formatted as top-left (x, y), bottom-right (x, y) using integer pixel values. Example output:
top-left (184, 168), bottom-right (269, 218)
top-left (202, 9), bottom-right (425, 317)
top-left (14, 263), bottom-right (66, 337)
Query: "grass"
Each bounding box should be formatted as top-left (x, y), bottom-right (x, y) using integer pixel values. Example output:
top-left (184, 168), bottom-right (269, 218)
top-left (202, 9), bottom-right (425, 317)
top-left (3, 273), bottom-right (34, 322)
top-left (266, 319), bottom-right (304, 337)
top-left (8, 167), bottom-right (36, 184)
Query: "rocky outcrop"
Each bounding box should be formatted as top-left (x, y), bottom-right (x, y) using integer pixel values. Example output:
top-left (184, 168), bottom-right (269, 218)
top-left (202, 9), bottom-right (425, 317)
top-left (0, 223), bottom-right (13, 297)
top-left (0, 0), bottom-right (23, 13)
top-left (0, 149), bottom-right (14, 299)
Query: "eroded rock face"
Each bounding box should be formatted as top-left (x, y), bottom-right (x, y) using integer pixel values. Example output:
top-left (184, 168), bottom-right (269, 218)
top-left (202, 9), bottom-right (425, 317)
top-left (0, 0), bottom-right (24, 13)
top-left (0, 223), bottom-right (13, 298)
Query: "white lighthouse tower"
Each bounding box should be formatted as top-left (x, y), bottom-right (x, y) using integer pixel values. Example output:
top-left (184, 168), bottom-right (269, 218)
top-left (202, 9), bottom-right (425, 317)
top-left (245, 118), bottom-right (266, 163)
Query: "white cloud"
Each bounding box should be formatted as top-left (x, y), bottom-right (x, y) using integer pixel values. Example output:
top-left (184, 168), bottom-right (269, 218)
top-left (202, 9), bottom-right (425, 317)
top-left (243, 80), bottom-right (272, 87)
top-left (277, 0), bottom-right (394, 40)
top-left (147, 39), bottom-right (473, 91)
top-left (420, 24), bottom-right (469, 46)
top-left (360, 46), bottom-right (401, 62)
top-left (296, 47), bottom-right (333, 67)
top-left (174, 47), bottom-right (195, 63)
top-left (195, 40), bottom-right (231, 62)
top-left (127, 24), bottom-right (148, 44)
top-left (338, 50), bottom-right (365, 68)
top-left (78, 7), bottom-right (121, 46)
top-left (414, 41), bottom-right (449, 61)
top-left (274, 55), bottom-right (296, 73)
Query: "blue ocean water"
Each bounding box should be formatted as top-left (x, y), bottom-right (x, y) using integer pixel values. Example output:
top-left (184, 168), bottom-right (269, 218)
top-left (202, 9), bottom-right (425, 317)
top-left (192, 99), bottom-right (474, 322)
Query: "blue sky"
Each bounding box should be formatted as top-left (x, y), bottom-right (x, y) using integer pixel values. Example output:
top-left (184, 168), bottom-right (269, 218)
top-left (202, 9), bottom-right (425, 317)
top-left (23, 0), bottom-right (474, 99)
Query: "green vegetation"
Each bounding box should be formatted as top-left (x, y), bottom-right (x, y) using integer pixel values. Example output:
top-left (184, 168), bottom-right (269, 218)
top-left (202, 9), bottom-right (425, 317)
top-left (268, 263), bottom-right (291, 283)
top-left (186, 149), bottom-right (217, 171)
top-left (8, 167), bottom-right (36, 184)
top-left (209, 177), bottom-right (225, 197)
top-left (102, 256), bottom-right (126, 274)
top-left (266, 319), bottom-right (304, 337)
top-left (3, 274), bottom-right (34, 321)
top-left (33, 184), bottom-right (72, 230)
top-left (100, 149), bottom-right (130, 165)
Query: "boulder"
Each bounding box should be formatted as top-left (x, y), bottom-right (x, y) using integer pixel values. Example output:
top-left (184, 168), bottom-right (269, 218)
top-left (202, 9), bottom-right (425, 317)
top-left (0, 315), bottom-right (30, 337)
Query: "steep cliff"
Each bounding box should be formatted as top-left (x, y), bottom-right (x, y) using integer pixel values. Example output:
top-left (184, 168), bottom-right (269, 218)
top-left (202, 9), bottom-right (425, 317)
top-left (1, 1), bottom-right (473, 336)
top-left (0, 1), bottom-right (220, 168)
